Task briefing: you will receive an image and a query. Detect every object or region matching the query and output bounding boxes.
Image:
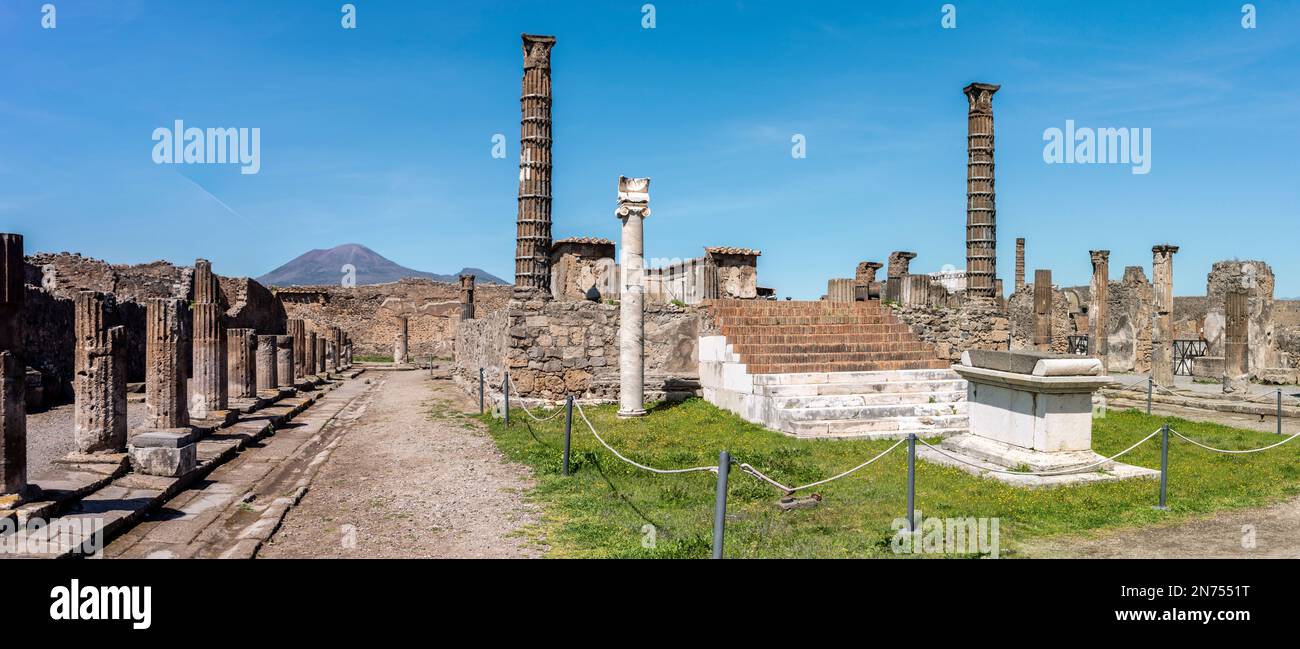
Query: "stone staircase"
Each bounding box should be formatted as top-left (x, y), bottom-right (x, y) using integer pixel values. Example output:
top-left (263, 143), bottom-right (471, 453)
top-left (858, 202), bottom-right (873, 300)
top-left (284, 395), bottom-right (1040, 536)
top-left (699, 299), bottom-right (968, 439)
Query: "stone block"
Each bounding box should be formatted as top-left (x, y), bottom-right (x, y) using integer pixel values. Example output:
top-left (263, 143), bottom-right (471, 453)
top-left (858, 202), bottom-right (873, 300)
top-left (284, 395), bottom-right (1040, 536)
top-left (128, 429), bottom-right (197, 477)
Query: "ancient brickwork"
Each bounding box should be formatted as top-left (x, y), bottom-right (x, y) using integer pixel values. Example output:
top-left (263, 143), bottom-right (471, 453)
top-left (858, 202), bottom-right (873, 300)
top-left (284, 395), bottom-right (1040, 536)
top-left (893, 301), bottom-right (1010, 362)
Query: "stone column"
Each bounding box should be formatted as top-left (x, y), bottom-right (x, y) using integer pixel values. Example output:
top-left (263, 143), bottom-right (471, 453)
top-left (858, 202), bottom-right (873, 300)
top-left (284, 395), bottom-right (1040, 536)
top-left (275, 335), bottom-right (294, 388)
top-left (827, 278), bottom-right (855, 302)
top-left (460, 274), bottom-right (476, 320)
top-left (616, 176), bottom-right (649, 418)
top-left (393, 316), bottom-right (409, 364)
top-left (304, 331), bottom-right (317, 378)
top-left (1033, 269), bottom-right (1052, 351)
top-left (964, 82), bottom-right (1000, 300)
top-left (0, 233), bottom-right (27, 505)
top-left (515, 34), bottom-right (557, 290)
top-left (887, 251), bottom-right (917, 281)
top-left (1151, 244), bottom-right (1179, 387)
top-left (191, 259), bottom-right (227, 419)
top-left (144, 298), bottom-right (189, 429)
top-left (1015, 238), bottom-right (1026, 292)
top-left (256, 335), bottom-right (278, 392)
top-left (1088, 250), bottom-right (1110, 371)
top-left (855, 261), bottom-right (883, 300)
top-left (333, 327), bottom-right (343, 371)
top-left (287, 319), bottom-right (306, 382)
top-left (73, 291), bottom-right (128, 454)
top-left (227, 328), bottom-right (257, 399)
top-left (326, 342), bottom-right (336, 373)
top-left (316, 337), bottom-right (326, 374)
top-left (1224, 290), bottom-right (1249, 394)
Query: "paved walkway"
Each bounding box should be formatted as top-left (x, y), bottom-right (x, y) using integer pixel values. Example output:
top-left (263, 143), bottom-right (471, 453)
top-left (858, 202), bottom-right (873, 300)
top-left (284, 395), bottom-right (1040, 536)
top-left (259, 370), bottom-right (544, 558)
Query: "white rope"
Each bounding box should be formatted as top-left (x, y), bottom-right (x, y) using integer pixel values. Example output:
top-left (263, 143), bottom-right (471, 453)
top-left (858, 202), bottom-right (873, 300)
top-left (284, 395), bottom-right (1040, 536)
top-left (737, 438), bottom-right (906, 493)
top-left (1170, 427), bottom-right (1300, 454)
top-left (1109, 377), bottom-right (1155, 392)
top-left (573, 402), bottom-right (718, 475)
top-left (915, 428), bottom-right (1162, 477)
top-left (502, 372), bottom-right (566, 422)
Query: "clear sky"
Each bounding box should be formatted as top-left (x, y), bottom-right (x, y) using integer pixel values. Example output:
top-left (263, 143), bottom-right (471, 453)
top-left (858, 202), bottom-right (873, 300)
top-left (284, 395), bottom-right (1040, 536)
top-left (2, 1), bottom-right (1298, 297)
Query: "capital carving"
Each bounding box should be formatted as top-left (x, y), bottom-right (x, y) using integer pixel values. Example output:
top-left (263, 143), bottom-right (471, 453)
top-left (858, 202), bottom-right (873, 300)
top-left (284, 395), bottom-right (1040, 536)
top-left (522, 34), bottom-right (556, 69)
top-left (963, 82), bottom-right (1000, 112)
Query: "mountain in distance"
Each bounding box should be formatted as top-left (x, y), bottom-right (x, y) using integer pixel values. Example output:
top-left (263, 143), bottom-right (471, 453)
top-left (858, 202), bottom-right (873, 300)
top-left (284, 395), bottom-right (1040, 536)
top-left (256, 243), bottom-right (507, 287)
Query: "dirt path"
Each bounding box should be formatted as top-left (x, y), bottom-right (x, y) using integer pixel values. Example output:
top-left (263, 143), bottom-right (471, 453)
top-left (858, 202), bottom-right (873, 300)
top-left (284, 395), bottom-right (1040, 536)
top-left (1022, 496), bottom-right (1300, 558)
top-left (259, 370), bottom-right (545, 558)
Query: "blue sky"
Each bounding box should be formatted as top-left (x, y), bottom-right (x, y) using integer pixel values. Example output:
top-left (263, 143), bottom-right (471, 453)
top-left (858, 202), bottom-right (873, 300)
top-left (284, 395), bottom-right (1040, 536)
top-left (1, 1), bottom-right (1298, 297)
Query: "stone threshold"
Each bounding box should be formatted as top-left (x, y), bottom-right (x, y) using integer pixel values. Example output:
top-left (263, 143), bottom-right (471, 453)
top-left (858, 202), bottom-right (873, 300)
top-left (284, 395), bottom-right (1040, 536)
top-left (0, 369), bottom-right (365, 558)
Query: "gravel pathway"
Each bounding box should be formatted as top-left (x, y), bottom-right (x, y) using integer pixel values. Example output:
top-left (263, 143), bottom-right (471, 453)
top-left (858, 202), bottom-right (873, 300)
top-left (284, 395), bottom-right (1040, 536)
top-left (25, 401), bottom-right (147, 477)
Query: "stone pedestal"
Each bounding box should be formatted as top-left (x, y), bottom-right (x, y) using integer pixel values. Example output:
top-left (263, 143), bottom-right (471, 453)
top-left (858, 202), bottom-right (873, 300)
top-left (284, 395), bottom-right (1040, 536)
top-left (393, 316), bottom-right (409, 364)
top-left (275, 335), bottom-right (294, 389)
top-left (256, 335), bottom-right (278, 393)
top-left (227, 328), bottom-right (257, 399)
top-left (128, 429), bottom-right (197, 477)
top-left (144, 298), bottom-right (189, 430)
top-left (923, 350), bottom-right (1157, 486)
top-left (73, 291), bottom-right (128, 454)
top-left (616, 176), bottom-right (649, 418)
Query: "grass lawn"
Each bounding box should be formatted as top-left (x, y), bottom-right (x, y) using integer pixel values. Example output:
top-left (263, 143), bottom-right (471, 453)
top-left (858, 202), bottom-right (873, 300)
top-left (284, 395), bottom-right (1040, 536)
top-left (353, 354), bottom-right (395, 363)
top-left (479, 399), bottom-right (1300, 558)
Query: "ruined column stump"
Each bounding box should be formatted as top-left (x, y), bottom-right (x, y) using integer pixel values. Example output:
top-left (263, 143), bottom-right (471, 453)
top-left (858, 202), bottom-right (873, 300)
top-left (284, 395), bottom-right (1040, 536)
top-left (1033, 269), bottom-right (1052, 351)
top-left (275, 335), bottom-right (295, 389)
top-left (1224, 290), bottom-right (1250, 394)
top-left (130, 298), bottom-right (195, 478)
top-left (190, 259), bottom-right (228, 422)
top-left (315, 337), bottom-right (327, 375)
top-left (256, 335), bottom-right (278, 394)
top-left (227, 328), bottom-right (258, 405)
top-left (72, 291), bottom-right (128, 456)
top-left (1150, 245), bottom-right (1179, 388)
top-left (393, 316), bottom-right (409, 365)
top-left (460, 274), bottom-right (476, 320)
top-left (826, 278), bottom-right (855, 303)
top-left (287, 319), bottom-right (306, 382)
top-left (0, 233), bottom-right (29, 506)
top-left (1088, 250), bottom-right (1110, 372)
top-left (304, 331), bottom-right (317, 380)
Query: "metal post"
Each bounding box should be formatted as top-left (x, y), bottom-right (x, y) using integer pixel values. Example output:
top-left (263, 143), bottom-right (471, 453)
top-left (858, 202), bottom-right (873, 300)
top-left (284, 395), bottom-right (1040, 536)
top-left (562, 395), bottom-right (573, 476)
top-left (907, 433), bottom-right (917, 534)
top-left (712, 450), bottom-right (730, 559)
top-left (503, 374), bottom-right (510, 426)
top-left (1154, 423), bottom-right (1169, 511)
top-left (1278, 389), bottom-right (1283, 436)
top-left (479, 368), bottom-right (485, 414)
top-left (1147, 376), bottom-right (1153, 415)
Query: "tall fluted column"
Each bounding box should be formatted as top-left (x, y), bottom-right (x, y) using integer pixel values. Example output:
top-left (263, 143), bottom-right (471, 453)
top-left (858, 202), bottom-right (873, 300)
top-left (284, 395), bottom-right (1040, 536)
top-left (460, 274), bottom-right (476, 320)
top-left (1033, 269), bottom-right (1052, 351)
top-left (393, 316), bottom-right (409, 364)
top-left (304, 331), bottom-right (317, 378)
top-left (144, 298), bottom-right (189, 429)
top-left (275, 336), bottom-right (294, 389)
top-left (227, 328), bottom-right (257, 399)
top-left (964, 82), bottom-right (1000, 300)
top-left (616, 176), bottom-right (649, 418)
top-left (1089, 250), bottom-right (1110, 372)
top-left (1015, 238), bottom-right (1026, 292)
top-left (256, 335), bottom-right (278, 393)
top-left (1151, 244), bottom-right (1179, 387)
top-left (73, 291), bottom-right (127, 453)
top-left (191, 259), bottom-right (227, 419)
top-left (287, 319), bottom-right (306, 382)
top-left (515, 34), bottom-right (557, 290)
top-left (0, 233), bottom-right (27, 505)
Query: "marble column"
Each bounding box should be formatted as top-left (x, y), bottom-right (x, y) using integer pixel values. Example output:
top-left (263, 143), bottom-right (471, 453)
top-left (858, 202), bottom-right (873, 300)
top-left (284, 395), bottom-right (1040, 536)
top-left (275, 335), bottom-right (294, 388)
top-left (616, 176), bottom-right (649, 418)
top-left (144, 298), bottom-right (189, 429)
top-left (827, 278), bottom-right (855, 303)
top-left (1224, 290), bottom-right (1250, 394)
top-left (287, 319), bottom-right (306, 382)
top-left (393, 316), bottom-right (409, 364)
top-left (0, 233), bottom-right (26, 505)
top-left (227, 328), bottom-right (257, 399)
top-left (460, 274), bottom-right (476, 320)
top-left (73, 291), bottom-right (127, 454)
top-left (1151, 244), bottom-right (1179, 387)
top-left (191, 259), bottom-right (227, 419)
top-left (304, 331), bottom-right (317, 378)
top-left (1088, 250), bottom-right (1110, 372)
top-left (256, 335), bottom-right (278, 392)
top-left (1033, 269), bottom-right (1052, 351)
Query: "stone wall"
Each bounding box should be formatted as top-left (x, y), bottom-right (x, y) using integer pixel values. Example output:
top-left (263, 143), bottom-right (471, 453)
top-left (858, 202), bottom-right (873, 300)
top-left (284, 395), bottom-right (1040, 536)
top-left (1202, 260), bottom-right (1277, 373)
top-left (1008, 285), bottom-right (1072, 353)
top-left (279, 279), bottom-right (510, 359)
top-left (892, 300), bottom-right (1010, 362)
top-left (453, 289), bottom-right (700, 403)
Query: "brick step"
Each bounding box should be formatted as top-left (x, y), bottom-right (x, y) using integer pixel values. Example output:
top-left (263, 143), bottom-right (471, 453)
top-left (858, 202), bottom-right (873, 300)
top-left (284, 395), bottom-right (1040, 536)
top-left (747, 360), bottom-right (952, 374)
top-left (711, 305), bottom-right (890, 317)
top-left (753, 369), bottom-right (961, 385)
top-left (779, 400), bottom-right (966, 422)
top-left (722, 324), bottom-right (914, 336)
top-left (772, 389), bottom-right (966, 409)
top-left (786, 419), bottom-right (969, 440)
top-left (743, 351), bottom-right (942, 365)
top-left (716, 315), bottom-right (899, 326)
top-left (726, 332), bottom-right (922, 345)
top-left (732, 342), bottom-right (937, 355)
top-left (757, 378), bottom-right (966, 397)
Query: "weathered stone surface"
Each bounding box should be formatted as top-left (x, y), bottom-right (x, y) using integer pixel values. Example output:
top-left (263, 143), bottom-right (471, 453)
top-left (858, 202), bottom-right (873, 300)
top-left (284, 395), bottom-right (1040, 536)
top-left (1089, 250), bottom-right (1110, 371)
top-left (191, 263), bottom-right (228, 416)
top-left (129, 439), bottom-right (196, 478)
top-left (287, 318), bottom-right (306, 381)
top-left (73, 291), bottom-right (127, 453)
top-left (227, 328), bottom-right (257, 398)
top-left (304, 331), bottom-right (317, 376)
top-left (1, 351), bottom-right (27, 501)
top-left (964, 82), bottom-right (999, 299)
top-left (144, 298), bottom-right (188, 429)
top-left (1033, 269), bottom-right (1052, 350)
top-left (315, 337), bottom-right (326, 374)
top-left (275, 335), bottom-right (294, 388)
top-left (1151, 244), bottom-right (1178, 387)
top-left (515, 34), bottom-right (557, 290)
top-left (1224, 289), bottom-right (1249, 394)
top-left (826, 278), bottom-right (855, 303)
top-left (393, 315), bottom-right (409, 364)
top-left (460, 274), bottom-right (476, 320)
top-left (256, 335), bottom-right (278, 392)
top-left (962, 349), bottom-right (1070, 374)
top-left (1014, 238), bottom-right (1026, 292)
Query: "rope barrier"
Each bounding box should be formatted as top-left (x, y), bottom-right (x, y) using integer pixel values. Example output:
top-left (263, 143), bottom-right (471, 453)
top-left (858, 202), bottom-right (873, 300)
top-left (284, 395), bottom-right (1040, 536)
top-left (914, 428), bottom-right (1163, 477)
top-left (502, 372), bottom-right (566, 422)
top-left (573, 402), bottom-right (719, 475)
top-left (736, 438), bottom-right (906, 493)
top-left (1169, 427), bottom-right (1300, 454)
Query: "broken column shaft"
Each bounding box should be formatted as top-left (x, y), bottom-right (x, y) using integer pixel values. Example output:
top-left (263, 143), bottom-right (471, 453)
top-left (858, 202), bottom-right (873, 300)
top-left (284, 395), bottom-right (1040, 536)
top-left (256, 335), bottom-right (278, 393)
top-left (144, 298), bottom-right (189, 429)
top-left (304, 331), bottom-right (317, 378)
top-left (1224, 290), bottom-right (1249, 393)
top-left (227, 328), bottom-right (257, 399)
top-left (0, 233), bottom-right (27, 505)
top-left (827, 278), bottom-right (855, 303)
top-left (616, 176), bottom-right (649, 418)
top-left (275, 335), bottom-right (294, 389)
top-left (316, 337), bottom-right (326, 374)
top-left (1089, 250), bottom-right (1110, 372)
top-left (1033, 269), bottom-right (1052, 351)
top-left (1151, 244), bottom-right (1179, 387)
top-left (191, 259), bottom-right (227, 419)
top-left (1015, 238), bottom-right (1026, 292)
top-left (460, 274), bottom-right (476, 320)
top-left (73, 291), bottom-right (127, 454)
top-left (287, 319), bottom-right (306, 382)
top-left (393, 316), bottom-right (409, 364)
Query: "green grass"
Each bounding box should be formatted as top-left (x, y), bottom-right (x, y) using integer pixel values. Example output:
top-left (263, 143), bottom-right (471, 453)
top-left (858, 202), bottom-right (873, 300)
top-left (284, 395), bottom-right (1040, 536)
top-left (474, 399), bottom-right (1300, 558)
top-left (353, 354), bottom-right (394, 363)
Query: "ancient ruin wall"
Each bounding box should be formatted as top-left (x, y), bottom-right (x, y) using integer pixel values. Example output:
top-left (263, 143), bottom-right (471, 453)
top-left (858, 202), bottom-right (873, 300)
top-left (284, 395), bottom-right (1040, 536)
top-left (892, 301), bottom-right (1010, 362)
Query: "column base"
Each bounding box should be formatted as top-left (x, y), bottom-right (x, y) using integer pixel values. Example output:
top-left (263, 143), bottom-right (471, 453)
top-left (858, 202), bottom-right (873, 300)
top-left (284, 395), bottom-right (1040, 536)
top-left (128, 428), bottom-right (198, 478)
top-left (617, 408), bottom-right (646, 418)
